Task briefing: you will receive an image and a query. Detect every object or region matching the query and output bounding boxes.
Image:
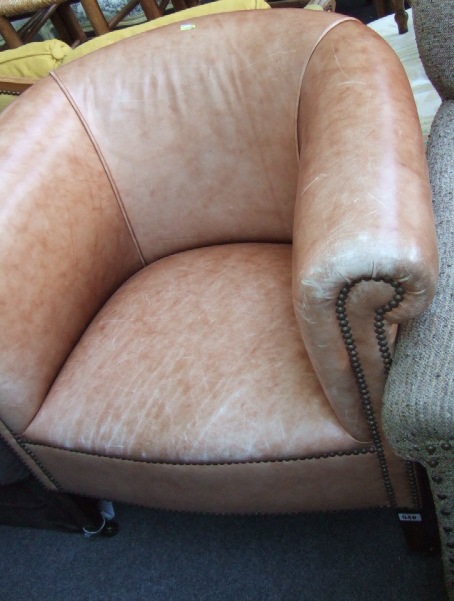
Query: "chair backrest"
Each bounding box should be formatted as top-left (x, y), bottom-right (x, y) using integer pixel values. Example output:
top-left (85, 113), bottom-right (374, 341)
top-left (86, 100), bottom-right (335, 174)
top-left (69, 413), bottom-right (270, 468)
top-left (44, 9), bottom-right (352, 264)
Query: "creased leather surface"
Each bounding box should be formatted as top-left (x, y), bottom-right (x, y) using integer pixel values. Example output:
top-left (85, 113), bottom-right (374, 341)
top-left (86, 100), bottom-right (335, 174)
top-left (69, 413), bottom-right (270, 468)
top-left (26, 441), bottom-right (416, 513)
top-left (292, 21), bottom-right (438, 440)
top-left (50, 10), bottom-right (354, 264)
top-left (0, 77), bottom-right (143, 433)
top-left (24, 245), bottom-right (363, 463)
top-left (0, 10), bottom-right (434, 513)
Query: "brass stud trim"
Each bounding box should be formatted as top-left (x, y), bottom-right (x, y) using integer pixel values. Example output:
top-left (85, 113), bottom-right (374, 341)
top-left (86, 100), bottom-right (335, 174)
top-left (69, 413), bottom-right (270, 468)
top-left (22, 441), bottom-right (377, 467)
top-left (336, 276), bottom-right (407, 509)
top-left (0, 90), bottom-right (20, 97)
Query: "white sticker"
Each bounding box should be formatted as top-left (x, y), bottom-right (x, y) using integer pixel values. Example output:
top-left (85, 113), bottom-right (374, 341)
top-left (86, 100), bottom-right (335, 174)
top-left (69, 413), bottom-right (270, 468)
top-left (398, 512), bottom-right (423, 522)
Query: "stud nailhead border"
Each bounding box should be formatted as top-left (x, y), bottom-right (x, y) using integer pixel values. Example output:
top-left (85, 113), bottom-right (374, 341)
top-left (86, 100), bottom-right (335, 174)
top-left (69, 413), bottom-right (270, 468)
top-left (404, 459), bottom-right (422, 509)
top-left (413, 441), bottom-right (454, 578)
top-left (336, 276), bottom-right (406, 510)
top-left (23, 440), bottom-right (376, 467)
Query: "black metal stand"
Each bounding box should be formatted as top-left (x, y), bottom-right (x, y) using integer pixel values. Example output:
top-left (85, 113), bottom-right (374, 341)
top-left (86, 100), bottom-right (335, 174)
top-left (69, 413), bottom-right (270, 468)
top-left (0, 475), bottom-right (118, 536)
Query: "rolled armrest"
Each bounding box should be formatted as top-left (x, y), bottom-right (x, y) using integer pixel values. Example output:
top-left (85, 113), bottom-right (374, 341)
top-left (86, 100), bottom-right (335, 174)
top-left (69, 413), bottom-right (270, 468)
top-left (292, 21), bottom-right (438, 441)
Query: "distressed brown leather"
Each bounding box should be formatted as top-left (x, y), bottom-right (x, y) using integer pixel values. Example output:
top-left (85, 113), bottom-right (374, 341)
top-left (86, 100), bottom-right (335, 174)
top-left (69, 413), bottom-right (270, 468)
top-left (26, 441), bottom-right (415, 513)
top-left (0, 9), bottom-right (437, 514)
top-left (0, 77), bottom-right (142, 433)
top-left (293, 19), bottom-right (438, 441)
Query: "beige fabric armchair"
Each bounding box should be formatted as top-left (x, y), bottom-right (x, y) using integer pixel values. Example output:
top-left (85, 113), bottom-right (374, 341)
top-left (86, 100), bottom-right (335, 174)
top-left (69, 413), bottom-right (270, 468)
top-left (0, 9), bottom-right (438, 533)
top-left (383, 1), bottom-right (454, 598)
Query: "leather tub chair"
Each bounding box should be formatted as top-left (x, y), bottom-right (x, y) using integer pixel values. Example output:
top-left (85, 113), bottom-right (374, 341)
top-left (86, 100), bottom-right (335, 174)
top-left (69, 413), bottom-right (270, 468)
top-left (0, 9), bottom-right (438, 532)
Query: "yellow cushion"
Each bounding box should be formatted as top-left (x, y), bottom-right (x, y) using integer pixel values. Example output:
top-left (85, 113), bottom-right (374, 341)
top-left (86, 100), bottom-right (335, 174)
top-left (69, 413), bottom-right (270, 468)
top-left (63, 0), bottom-right (270, 64)
top-left (0, 39), bottom-right (71, 111)
top-left (0, 0), bottom-right (268, 111)
top-left (0, 39), bottom-right (71, 78)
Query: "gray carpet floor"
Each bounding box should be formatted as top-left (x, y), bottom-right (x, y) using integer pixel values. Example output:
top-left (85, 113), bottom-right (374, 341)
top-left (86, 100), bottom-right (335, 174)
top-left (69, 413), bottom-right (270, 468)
top-left (0, 504), bottom-right (447, 601)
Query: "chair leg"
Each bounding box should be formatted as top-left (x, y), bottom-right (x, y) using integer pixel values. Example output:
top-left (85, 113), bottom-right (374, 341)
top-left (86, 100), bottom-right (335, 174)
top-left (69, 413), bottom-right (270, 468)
top-left (398, 465), bottom-right (441, 555)
top-left (55, 3), bottom-right (88, 46)
top-left (373, 0), bottom-right (386, 18)
top-left (171, 0), bottom-right (191, 11)
top-left (79, 0), bottom-right (110, 35)
top-left (394, 0), bottom-right (408, 34)
top-left (424, 456), bottom-right (454, 598)
top-left (139, 0), bottom-right (163, 21)
top-left (0, 16), bottom-right (23, 49)
top-left (15, 6), bottom-right (59, 44)
top-left (50, 11), bottom-right (73, 45)
top-left (108, 0), bottom-right (162, 29)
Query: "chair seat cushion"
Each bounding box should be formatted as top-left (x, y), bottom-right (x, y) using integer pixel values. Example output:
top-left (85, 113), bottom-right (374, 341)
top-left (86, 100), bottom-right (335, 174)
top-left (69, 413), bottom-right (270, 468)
top-left (23, 243), bottom-right (416, 513)
top-left (24, 243), bottom-right (362, 464)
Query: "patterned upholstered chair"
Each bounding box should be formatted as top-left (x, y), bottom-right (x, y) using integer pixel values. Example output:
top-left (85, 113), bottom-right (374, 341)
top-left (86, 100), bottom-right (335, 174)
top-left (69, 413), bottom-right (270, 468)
top-left (0, 8), bottom-right (439, 549)
top-left (383, 1), bottom-right (454, 599)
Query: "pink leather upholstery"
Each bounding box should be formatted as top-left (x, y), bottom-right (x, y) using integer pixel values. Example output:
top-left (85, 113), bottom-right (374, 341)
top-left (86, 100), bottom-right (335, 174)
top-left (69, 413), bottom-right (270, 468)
top-left (0, 9), bottom-right (438, 514)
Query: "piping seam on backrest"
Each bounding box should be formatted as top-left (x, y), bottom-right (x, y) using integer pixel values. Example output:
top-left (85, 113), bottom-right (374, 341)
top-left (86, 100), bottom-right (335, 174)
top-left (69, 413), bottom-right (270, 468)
top-left (50, 71), bottom-right (146, 268)
top-left (294, 16), bottom-right (358, 164)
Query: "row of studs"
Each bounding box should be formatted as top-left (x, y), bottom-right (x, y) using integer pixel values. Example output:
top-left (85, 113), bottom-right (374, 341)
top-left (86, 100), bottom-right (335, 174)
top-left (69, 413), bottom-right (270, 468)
top-left (336, 276), bottom-right (406, 510)
top-left (415, 441), bottom-right (454, 587)
top-left (24, 439), bottom-right (377, 466)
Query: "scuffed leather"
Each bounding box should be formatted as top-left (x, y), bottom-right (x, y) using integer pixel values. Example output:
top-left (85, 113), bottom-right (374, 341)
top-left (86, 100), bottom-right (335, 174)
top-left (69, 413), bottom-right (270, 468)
top-left (0, 78), bottom-right (143, 433)
top-left (24, 245), bottom-right (364, 463)
top-left (49, 10), bottom-right (354, 264)
top-left (26, 441), bottom-right (416, 513)
top-left (0, 10), bottom-right (437, 514)
top-left (293, 21), bottom-right (438, 441)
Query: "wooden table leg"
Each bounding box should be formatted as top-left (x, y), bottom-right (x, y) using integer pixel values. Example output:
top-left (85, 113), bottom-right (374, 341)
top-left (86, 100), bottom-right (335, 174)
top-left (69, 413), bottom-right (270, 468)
top-left (394, 0), bottom-right (409, 34)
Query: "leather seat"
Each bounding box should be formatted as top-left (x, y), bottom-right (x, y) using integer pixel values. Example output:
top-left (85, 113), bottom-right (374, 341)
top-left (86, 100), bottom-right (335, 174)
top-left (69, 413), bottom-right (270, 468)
top-left (0, 9), bottom-right (438, 518)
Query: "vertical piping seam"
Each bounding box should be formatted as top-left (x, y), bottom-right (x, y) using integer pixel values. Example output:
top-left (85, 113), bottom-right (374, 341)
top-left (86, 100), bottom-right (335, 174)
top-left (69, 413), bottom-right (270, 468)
top-left (294, 16), bottom-right (359, 163)
top-left (49, 71), bottom-right (146, 268)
